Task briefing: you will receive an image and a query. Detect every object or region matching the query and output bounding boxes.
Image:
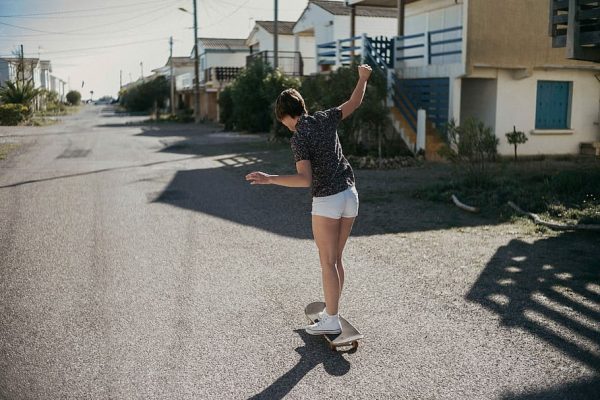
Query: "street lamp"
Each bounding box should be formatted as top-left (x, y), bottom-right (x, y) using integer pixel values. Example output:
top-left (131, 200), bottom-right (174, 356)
top-left (179, 2), bottom-right (201, 124)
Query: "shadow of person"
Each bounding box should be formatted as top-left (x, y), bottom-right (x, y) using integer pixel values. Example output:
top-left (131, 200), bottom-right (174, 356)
top-left (248, 329), bottom-right (351, 400)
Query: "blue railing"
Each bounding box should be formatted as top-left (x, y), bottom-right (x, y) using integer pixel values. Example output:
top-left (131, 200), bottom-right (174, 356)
top-left (316, 36), bottom-right (362, 66)
top-left (395, 32), bottom-right (426, 62)
top-left (363, 36), bottom-right (394, 73)
top-left (396, 77), bottom-right (450, 129)
top-left (339, 35), bottom-right (363, 65)
top-left (316, 40), bottom-right (336, 65)
top-left (428, 26), bottom-right (463, 64)
top-left (395, 25), bottom-right (463, 65)
top-left (390, 72), bottom-right (417, 133)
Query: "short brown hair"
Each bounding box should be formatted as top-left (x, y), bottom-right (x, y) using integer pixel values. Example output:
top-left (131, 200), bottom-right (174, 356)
top-left (275, 88), bottom-right (307, 121)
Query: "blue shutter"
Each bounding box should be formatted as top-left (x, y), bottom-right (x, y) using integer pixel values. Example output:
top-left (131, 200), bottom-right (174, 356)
top-left (535, 81), bottom-right (571, 129)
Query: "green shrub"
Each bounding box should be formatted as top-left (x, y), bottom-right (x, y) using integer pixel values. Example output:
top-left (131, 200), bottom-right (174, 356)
top-left (219, 60), bottom-right (300, 134)
top-left (0, 103), bottom-right (29, 125)
top-left (120, 77), bottom-right (169, 113)
top-left (505, 126), bottom-right (528, 161)
top-left (440, 117), bottom-right (499, 186)
top-left (66, 90), bottom-right (81, 105)
top-left (219, 86), bottom-right (235, 130)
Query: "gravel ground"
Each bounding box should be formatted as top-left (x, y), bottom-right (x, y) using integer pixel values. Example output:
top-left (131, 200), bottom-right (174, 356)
top-left (0, 106), bottom-right (598, 399)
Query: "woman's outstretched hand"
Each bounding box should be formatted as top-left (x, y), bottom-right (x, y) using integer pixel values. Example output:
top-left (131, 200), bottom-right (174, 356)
top-left (245, 171), bottom-right (272, 185)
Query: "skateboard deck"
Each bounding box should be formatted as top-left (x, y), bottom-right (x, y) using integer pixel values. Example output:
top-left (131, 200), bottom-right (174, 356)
top-left (304, 301), bottom-right (364, 351)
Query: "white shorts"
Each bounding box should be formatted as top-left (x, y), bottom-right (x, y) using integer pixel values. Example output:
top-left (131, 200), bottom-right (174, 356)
top-left (311, 186), bottom-right (359, 219)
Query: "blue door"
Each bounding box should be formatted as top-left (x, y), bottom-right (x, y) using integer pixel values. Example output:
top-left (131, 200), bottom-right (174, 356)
top-left (535, 81), bottom-right (571, 129)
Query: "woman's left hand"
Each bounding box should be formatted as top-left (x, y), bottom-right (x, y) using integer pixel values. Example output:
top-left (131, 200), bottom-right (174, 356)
top-left (245, 171), bottom-right (273, 185)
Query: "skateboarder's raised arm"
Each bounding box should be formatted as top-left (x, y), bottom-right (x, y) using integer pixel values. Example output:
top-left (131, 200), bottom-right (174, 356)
top-left (339, 64), bottom-right (372, 120)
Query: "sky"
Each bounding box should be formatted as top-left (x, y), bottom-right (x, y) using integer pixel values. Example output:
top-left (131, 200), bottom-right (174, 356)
top-left (0, 0), bottom-right (312, 98)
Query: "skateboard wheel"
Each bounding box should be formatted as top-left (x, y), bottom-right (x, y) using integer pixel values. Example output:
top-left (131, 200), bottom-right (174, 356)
top-left (352, 341), bottom-right (358, 349)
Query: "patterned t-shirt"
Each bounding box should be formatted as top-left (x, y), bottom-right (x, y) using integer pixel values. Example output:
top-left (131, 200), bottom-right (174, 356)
top-left (290, 107), bottom-right (355, 198)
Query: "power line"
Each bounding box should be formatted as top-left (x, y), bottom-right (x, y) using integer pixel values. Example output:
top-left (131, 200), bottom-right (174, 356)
top-left (0, 0), bottom-right (180, 18)
top-left (198, 0), bottom-right (253, 30)
top-left (0, 3), bottom-right (175, 37)
top-left (0, 37), bottom-right (173, 57)
top-left (213, 0), bottom-right (295, 12)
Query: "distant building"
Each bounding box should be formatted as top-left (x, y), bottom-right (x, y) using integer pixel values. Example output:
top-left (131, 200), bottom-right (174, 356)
top-left (176, 38), bottom-right (247, 121)
top-left (294, 0), bottom-right (398, 72)
top-left (319, 0), bottom-right (600, 158)
top-left (246, 20), bottom-right (316, 76)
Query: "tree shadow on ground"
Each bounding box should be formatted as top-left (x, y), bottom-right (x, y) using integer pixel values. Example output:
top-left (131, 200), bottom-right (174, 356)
top-left (247, 329), bottom-right (351, 400)
top-left (466, 232), bottom-right (600, 398)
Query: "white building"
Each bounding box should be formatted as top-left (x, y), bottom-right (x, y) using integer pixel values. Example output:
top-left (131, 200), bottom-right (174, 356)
top-left (0, 57), bottom-right (42, 88)
top-left (337, 0), bottom-right (600, 158)
top-left (293, 0), bottom-right (398, 72)
top-left (246, 20), bottom-right (316, 76)
top-left (176, 38), bottom-right (247, 121)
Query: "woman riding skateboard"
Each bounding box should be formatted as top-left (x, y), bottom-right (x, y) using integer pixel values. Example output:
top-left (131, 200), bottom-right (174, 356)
top-left (246, 64), bottom-right (372, 335)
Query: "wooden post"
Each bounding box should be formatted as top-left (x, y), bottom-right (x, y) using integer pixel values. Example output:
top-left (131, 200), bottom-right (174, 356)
top-left (397, 0), bottom-right (405, 36)
top-left (566, 0), bottom-right (578, 59)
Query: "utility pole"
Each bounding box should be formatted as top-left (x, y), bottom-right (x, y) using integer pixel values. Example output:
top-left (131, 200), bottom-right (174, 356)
top-left (140, 61), bottom-right (144, 82)
top-left (20, 44), bottom-right (25, 86)
top-left (193, 0), bottom-right (201, 123)
top-left (169, 36), bottom-right (175, 115)
top-left (273, 0), bottom-right (278, 70)
top-left (120, 70), bottom-right (123, 89)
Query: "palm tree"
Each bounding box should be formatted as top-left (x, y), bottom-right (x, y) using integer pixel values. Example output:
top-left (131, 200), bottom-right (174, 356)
top-left (0, 81), bottom-right (40, 106)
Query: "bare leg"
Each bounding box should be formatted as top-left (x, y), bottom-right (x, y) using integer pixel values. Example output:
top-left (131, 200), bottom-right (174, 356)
top-left (336, 217), bottom-right (355, 297)
top-left (312, 215), bottom-right (341, 316)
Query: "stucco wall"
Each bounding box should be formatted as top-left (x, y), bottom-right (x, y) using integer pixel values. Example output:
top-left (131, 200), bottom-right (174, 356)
top-left (466, 0), bottom-right (597, 73)
top-left (492, 69), bottom-right (599, 156)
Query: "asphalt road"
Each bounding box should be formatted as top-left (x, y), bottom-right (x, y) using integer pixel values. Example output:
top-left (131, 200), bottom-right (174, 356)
top-left (0, 106), bottom-right (598, 399)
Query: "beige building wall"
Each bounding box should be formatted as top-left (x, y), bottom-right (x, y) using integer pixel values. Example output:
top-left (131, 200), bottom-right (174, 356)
top-left (466, 0), bottom-right (597, 73)
top-left (492, 69), bottom-right (599, 156)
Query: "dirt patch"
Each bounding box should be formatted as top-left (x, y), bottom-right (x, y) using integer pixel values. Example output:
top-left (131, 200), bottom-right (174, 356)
top-left (0, 142), bottom-right (20, 161)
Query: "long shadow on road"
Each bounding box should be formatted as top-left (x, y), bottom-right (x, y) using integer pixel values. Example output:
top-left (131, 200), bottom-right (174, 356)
top-left (248, 329), bottom-right (351, 400)
top-left (132, 124), bottom-right (495, 238)
top-left (466, 232), bottom-right (600, 398)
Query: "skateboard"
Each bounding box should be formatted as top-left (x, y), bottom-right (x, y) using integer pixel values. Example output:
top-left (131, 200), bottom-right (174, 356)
top-left (304, 301), bottom-right (364, 351)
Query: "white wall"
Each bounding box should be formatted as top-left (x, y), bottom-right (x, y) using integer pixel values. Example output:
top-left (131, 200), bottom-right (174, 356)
top-left (493, 69), bottom-right (599, 156)
top-left (294, 3), bottom-right (334, 46)
top-left (253, 28), bottom-right (296, 52)
top-left (201, 51), bottom-right (248, 72)
top-left (398, 2), bottom-right (463, 68)
top-left (0, 60), bottom-right (9, 85)
top-left (298, 35), bottom-right (316, 75)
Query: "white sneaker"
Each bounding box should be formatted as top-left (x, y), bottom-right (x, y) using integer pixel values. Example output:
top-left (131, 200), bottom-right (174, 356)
top-left (306, 312), bottom-right (342, 335)
top-left (317, 309), bottom-right (326, 320)
top-left (318, 308), bottom-right (341, 321)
